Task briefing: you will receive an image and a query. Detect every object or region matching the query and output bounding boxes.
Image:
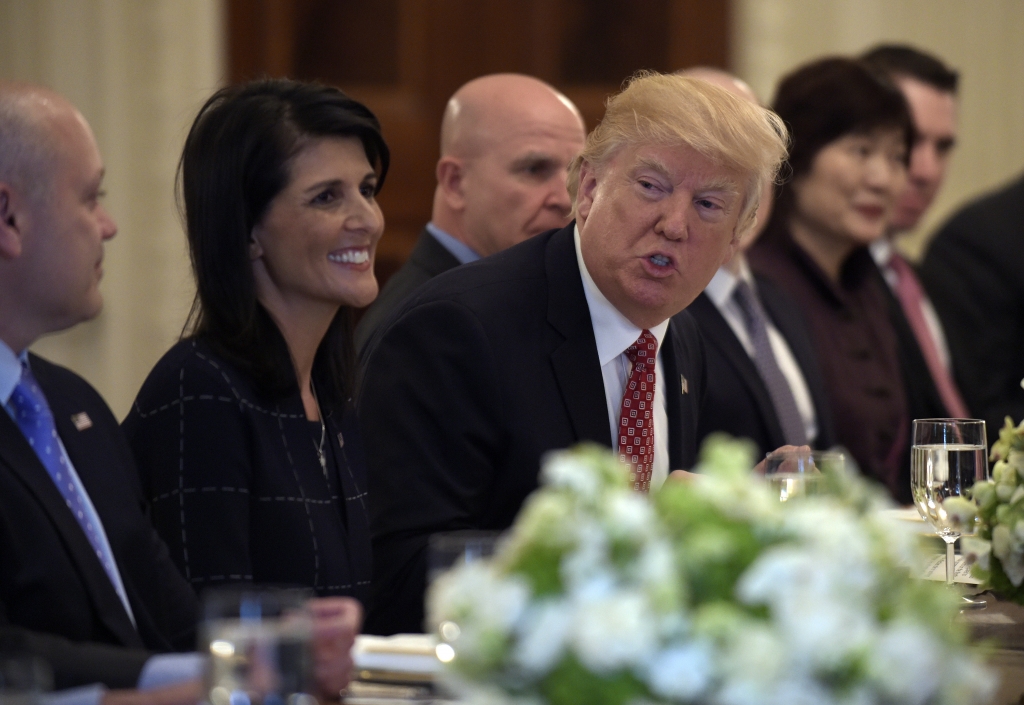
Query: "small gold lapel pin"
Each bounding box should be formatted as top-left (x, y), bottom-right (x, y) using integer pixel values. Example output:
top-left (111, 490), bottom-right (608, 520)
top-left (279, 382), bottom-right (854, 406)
top-left (680, 375), bottom-right (689, 395)
top-left (71, 412), bottom-right (93, 431)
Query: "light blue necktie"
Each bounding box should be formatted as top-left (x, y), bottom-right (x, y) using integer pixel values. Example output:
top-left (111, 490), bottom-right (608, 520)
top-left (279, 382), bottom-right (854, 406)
top-left (9, 361), bottom-right (127, 599)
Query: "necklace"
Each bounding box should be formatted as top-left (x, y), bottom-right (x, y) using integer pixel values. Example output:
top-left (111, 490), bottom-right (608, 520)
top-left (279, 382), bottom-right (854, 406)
top-left (310, 381), bottom-right (327, 479)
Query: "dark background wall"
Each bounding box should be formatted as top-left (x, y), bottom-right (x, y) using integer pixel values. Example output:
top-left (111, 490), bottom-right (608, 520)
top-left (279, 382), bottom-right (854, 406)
top-left (227, 0), bottom-right (730, 290)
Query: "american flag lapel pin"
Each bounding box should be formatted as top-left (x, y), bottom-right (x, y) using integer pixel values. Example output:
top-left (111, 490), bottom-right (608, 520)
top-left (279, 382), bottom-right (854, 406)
top-left (680, 375), bottom-right (689, 394)
top-left (71, 412), bottom-right (93, 431)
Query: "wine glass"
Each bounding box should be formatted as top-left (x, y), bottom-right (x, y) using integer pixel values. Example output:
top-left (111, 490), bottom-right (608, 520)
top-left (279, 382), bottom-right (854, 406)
top-left (200, 588), bottom-right (316, 705)
top-left (763, 449), bottom-right (845, 501)
top-left (910, 418), bottom-right (988, 608)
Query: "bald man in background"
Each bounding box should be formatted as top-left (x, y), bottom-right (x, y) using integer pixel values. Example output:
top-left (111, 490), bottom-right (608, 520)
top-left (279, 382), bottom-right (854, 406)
top-left (354, 73), bottom-right (586, 351)
top-left (678, 68), bottom-right (834, 458)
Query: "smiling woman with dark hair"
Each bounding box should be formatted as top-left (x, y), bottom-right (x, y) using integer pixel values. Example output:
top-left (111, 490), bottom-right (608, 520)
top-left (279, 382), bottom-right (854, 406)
top-left (748, 57), bottom-right (914, 502)
top-left (122, 79), bottom-right (389, 604)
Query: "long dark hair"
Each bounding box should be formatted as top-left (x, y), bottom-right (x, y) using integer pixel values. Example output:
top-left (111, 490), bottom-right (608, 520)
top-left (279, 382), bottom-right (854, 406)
top-left (178, 78), bottom-right (389, 405)
top-left (763, 57), bottom-right (912, 239)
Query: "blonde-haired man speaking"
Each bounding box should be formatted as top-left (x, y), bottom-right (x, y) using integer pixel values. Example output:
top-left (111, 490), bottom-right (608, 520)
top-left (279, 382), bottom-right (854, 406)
top-left (358, 72), bottom-right (788, 635)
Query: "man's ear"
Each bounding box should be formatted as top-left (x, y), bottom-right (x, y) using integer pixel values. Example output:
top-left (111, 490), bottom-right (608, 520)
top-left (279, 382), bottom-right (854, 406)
top-left (575, 160), bottom-right (598, 225)
top-left (0, 183), bottom-right (24, 260)
top-left (435, 156), bottom-right (466, 210)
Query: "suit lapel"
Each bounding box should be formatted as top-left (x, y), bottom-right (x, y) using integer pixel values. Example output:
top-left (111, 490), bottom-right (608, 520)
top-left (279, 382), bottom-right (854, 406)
top-left (545, 225), bottom-right (611, 447)
top-left (660, 328), bottom-right (685, 470)
top-left (689, 293), bottom-right (786, 446)
top-left (18, 363), bottom-right (145, 648)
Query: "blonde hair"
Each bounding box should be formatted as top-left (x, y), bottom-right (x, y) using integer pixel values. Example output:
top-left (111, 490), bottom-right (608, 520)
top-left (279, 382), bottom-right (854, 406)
top-left (567, 71), bottom-right (788, 239)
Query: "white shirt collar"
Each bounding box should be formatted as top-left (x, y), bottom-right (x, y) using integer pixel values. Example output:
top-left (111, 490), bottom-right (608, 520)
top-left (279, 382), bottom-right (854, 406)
top-left (0, 339), bottom-right (26, 408)
top-left (573, 223), bottom-right (669, 363)
top-left (869, 237), bottom-right (893, 268)
top-left (426, 222), bottom-right (481, 265)
top-left (704, 257), bottom-right (755, 308)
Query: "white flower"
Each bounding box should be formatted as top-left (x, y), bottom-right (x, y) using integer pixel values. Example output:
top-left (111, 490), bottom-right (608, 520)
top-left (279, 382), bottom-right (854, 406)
top-left (511, 600), bottom-right (571, 675)
top-left (938, 654), bottom-right (999, 705)
top-left (602, 489), bottom-right (656, 540)
top-left (635, 539), bottom-right (683, 613)
top-left (512, 492), bottom-right (576, 548)
top-left (1008, 449), bottom-right (1024, 474)
top-left (960, 536), bottom-right (991, 571)
top-left (561, 528), bottom-right (611, 594)
top-left (718, 624), bottom-right (785, 688)
top-left (644, 641), bottom-right (715, 700)
top-left (569, 591), bottom-right (657, 672)
top-left (541, 453), bottom-right (603, 502)
top-left (991, 524), bottom-right (1024, 586)
top-left (426, 562), bottom-right (529, 658)
top-left (865, 621), bottom-right (940, 705)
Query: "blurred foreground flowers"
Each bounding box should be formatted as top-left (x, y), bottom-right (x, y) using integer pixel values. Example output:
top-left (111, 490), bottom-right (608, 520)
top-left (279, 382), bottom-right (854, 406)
top-left (428, 435), bottom-right (995, 705)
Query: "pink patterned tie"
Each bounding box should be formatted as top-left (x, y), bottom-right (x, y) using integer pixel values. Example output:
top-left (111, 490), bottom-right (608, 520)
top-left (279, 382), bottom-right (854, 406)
top-left (889, 253), bottom-right (970, 418)
top-left (617, 330), bottom-right (657, 492)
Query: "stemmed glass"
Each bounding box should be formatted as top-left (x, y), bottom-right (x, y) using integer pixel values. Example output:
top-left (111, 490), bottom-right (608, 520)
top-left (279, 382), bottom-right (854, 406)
top-left (910, 418), bottom-right (988, 608)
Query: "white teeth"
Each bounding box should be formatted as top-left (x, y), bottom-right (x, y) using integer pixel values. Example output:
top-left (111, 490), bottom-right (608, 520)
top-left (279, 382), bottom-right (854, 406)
top-left (329, 249), bottom-right (369, 264)
top-left (650, 254), bottom-right (670, 266)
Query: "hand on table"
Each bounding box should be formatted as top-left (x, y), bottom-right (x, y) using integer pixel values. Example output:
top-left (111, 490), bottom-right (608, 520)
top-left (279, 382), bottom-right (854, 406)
top-left (309, 596), bottom-right (362, 700)
top-left (754, 444), bottom-right (812, 475)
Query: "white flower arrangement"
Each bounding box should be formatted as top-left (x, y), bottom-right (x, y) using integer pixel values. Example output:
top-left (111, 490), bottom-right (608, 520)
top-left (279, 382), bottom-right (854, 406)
top-left (961, 417), bottom-right (1024, 599)
top-left (427, 437), bottom-right (995, 705)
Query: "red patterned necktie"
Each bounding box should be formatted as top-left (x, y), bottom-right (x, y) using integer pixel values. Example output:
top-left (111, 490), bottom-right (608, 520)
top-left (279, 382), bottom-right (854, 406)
top-left (617, 330), bottom-right (657, 492)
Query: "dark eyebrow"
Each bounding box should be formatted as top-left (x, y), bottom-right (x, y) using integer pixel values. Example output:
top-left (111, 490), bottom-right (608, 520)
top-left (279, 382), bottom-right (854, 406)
top-left (510, 152), bottom-right (557, 170)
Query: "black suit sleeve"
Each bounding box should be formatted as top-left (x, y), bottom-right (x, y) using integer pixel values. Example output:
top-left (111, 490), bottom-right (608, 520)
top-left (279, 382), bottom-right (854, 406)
top-left (358, 300), bottom-right (506, 635)
top-left (0, 621), bottom-right (150, 690)
top-left (921, 196), bottom-right (1024, 443)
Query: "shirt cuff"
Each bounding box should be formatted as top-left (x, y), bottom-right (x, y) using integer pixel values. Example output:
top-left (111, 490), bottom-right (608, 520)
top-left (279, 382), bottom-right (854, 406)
top-left (136, 652), bottom-right (206, 690)
top-left (40, 684), bottom-right (106, 705)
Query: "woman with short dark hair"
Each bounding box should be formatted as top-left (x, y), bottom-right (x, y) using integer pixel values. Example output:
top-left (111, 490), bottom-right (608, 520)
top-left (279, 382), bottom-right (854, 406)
top-left (123, 79), bottom-right (388, 603)
top-left (748, 57), bottom-right (915, 501)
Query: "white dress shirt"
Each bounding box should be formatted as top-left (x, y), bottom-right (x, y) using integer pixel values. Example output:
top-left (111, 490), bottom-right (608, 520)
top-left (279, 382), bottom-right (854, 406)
top-left (573, 226), bottom-right (670, 487)
top-left (870, 238), bottom-right (955, 373)
top-left (703, 261), bottom-right (819, 444)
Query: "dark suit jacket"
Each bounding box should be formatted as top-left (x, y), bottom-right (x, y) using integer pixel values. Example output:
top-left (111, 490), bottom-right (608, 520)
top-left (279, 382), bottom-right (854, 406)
top-left (358, 223), bottom-right (706, 635)
top-left (354, 228), bottom-right (462, 353)
top-left (0, 355), bottom-right (198, 689)
top-left (123, 339), bottom-right (372, 606)
top-left (686, 274), bottom-right (834, 458)
top-left (921, 174), bottom-right (1024, 447)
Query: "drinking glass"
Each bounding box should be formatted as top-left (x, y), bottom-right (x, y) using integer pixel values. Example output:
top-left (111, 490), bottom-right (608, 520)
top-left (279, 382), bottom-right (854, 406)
top-left (763, 449), bottom-right (845, 501)
top-left (200, 588), bottom-right (315, 705)
top-left (910, 418), bottom-right (988, 606)
top-left (427, 531), bottom-right (499, 585)
top-left (0, 654), bottom-right (51, 705)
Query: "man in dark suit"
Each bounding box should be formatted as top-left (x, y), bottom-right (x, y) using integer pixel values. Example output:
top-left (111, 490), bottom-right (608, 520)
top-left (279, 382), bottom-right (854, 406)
top-left (679, 68), bottom-right (834, 458)
top-left (0, 83), bottom-right (358, 702)
top-left (861, 45), bottom-right (968, 424)
top-left (920, 173), bottom-right (1024, 445)
top-left (358, 72), bottom-right (789, 634)
top-left (354, 74), bottom-right (586, 351)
